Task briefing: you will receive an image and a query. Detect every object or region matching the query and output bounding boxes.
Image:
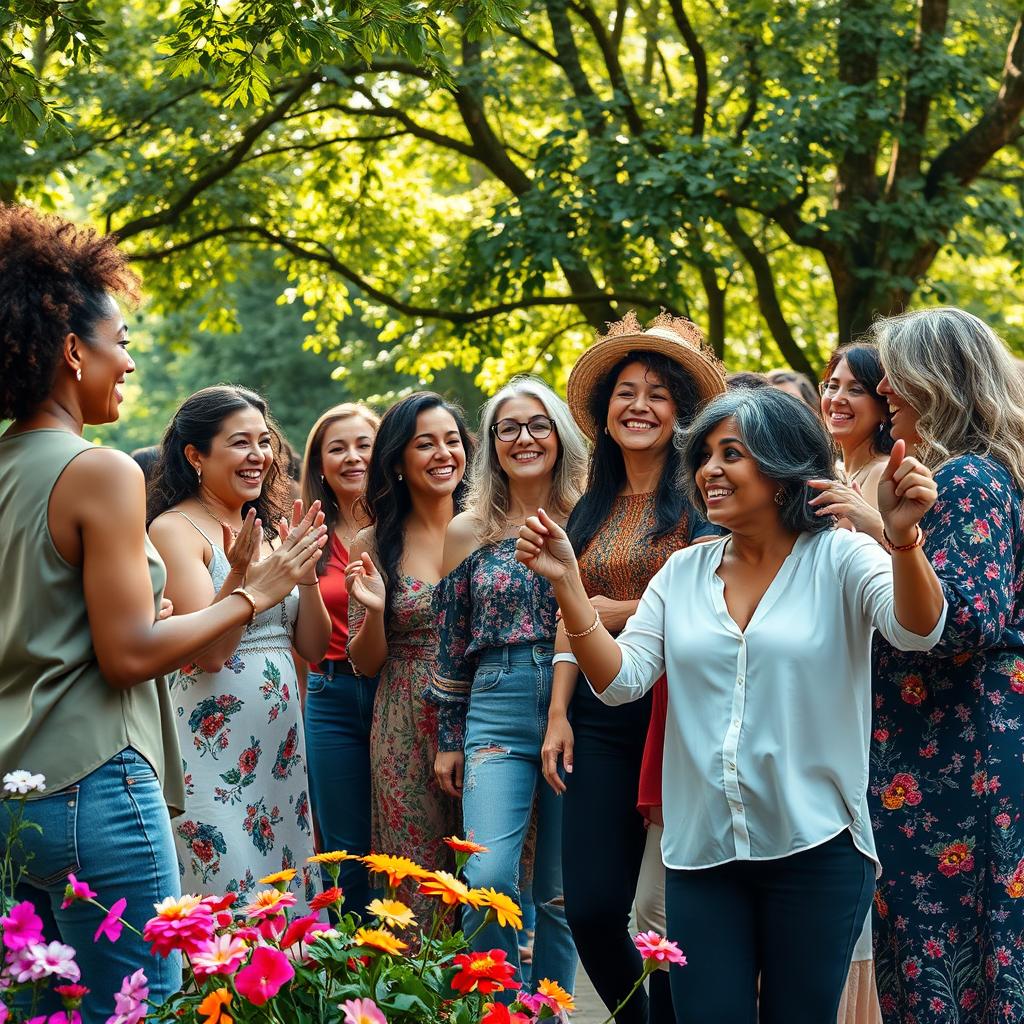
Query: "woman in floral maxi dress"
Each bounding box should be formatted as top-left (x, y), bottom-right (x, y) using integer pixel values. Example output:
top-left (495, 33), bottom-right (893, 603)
top-left (867, 309), bottom-right (1024, 1022)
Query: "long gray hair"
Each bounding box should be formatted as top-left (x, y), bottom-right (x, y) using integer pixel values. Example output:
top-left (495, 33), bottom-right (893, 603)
top-left (466, 376), bottom-right (588, 544)
top-left (870, 307), bottom-right (1024, 490)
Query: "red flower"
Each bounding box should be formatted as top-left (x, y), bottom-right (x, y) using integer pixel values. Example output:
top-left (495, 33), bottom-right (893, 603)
top-left (873, 728), bottom-right (889, 743)
top-left (900, 675), bottom-right (927, 705)
top-left (923, 938), bottom-right (944, 959)
top-left (902, 958), bottom-right (921, 979)
top-left (961, 989), bottom-right (979, 1010)
top-left (882, 773), bottom-right (922, 810)
top-left (996, 812), bottom-right (1012, 829)
top-left (480, 1004), bottom-right (530, 1024)
top-left (936, 842), bottom-right (974, 878)
top-left (309, 888), bottom-right (344, 913)
top-left (194, 841), bottom-right (214, 864)
top-left (450, 950), bottom-right (520, 995)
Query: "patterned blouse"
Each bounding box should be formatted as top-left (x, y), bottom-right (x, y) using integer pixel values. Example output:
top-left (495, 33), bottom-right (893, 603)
top-left (427, 538), bottom-right (558, 751)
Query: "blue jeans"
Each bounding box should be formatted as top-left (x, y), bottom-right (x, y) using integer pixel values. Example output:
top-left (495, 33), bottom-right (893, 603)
top-left (0, 748), bottom-right (182, 1024)
top-left (304, 662), bottom-right (380, 915)
top-left (461, 643), bottom-right (577, 995)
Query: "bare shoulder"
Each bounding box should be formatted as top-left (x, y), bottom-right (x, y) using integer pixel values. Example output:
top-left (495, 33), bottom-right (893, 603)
top-left (149, 505), bottom-right (207, 554)
top-left (443, 511), bottom-right (482, 574)
top-left (64, 445), bottom-right (141, 491)
top-left (351, 526), bottom-right (378, 562)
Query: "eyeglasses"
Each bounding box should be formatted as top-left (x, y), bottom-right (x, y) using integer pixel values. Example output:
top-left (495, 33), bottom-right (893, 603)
top-left (491, 415), bottom-right (555, 443)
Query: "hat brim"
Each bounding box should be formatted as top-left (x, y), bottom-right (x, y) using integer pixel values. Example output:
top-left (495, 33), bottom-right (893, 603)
top-left (567, 332), bottom-right (727, 441)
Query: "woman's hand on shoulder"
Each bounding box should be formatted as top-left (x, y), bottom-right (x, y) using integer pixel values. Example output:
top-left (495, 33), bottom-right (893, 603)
top-left (807, 478), bottom-right (885, 540)
top-left (876, 439), bottom-right (938, 544)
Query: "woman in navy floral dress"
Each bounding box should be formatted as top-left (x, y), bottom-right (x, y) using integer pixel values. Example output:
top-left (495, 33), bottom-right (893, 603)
top-left (868, 308), bottom-right (1024, 1022)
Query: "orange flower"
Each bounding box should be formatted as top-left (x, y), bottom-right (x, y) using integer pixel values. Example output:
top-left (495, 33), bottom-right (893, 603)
top-left (258, 868), bottom-right (296, 890)
top-left (444, 836), bottom-right (489, 855)
top-left (474, 888), bottom-right (523, 930)
top-left (308, 851), bottom-right (359, 865)
top-left (361, 854), bottom-right (431, 888)
top-left (1006, 880), bottom-right (1024, 899)
top-left (198, 988), bottom-right (232, 1024)
top-left (366, 898), bottom-right (416, 930)
top-left (536, 978), bottom-right (575, 1013)
top-left (352, 927), bottom-right (409, 955)
top-left (419, 870), bottom-right (483, 907)
top-left (310, 887), bottom-right (344, 913)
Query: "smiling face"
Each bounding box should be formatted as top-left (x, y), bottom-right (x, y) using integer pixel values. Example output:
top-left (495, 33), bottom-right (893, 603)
top-left (491, 394), bottom-right (560, 484)
top-left (399, 406), bottom-right (467, 501)
top-left (189, 407), bottom-right (274, 511)
top-left (606, 361), bottom-right (678, 456)
top-left (320, 415), bottom-right (375, 503)
top-left (696, 416), bottom-right (781, 531)
top-left (76, 294), bottom-right (135, 425)
top-left (820, 357), bottom-right (886, 451)
top-left (877, 373), bottom-right (922, 448)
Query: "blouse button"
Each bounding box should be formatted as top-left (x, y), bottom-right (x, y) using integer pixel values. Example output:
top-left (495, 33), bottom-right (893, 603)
top-left (727, 762), bottom-right (736, 772)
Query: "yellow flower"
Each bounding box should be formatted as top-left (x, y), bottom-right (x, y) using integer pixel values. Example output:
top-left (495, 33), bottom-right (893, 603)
top-left (537, 978), bottom-right (576, 1013)
top-left (353, 927), bottom-right (409, 955)
top-left (418, 870), bottom-right (484, 907)
top-left (242, 888), bottom-right (296, 919)
top-left (152, 894), bottom-right (204, 919)
top-left (307, 850), bottom-right (359, 865)
top-left (258, 868), bottom-right (296, 885)
top-left (198, 988), bottom-right (232, 1024)
top-left (474, 887), bottom-right (523, 930)
top-left (361, 853), bottom-right (431, 888)
top-left (366, 898), bottom-right (417, 930)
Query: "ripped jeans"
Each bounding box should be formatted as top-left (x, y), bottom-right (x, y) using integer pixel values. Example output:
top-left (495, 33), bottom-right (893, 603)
top-left (461, 642), bottom-right (577, 994)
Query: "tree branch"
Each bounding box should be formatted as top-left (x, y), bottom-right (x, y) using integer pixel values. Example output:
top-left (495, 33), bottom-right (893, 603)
top-left (545, 0), bottom-right (608, 139)
top-left (667, 0), bottom-right (708, 137)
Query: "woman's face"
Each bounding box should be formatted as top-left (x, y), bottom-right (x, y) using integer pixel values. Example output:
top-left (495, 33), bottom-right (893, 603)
top-left (820, 357), bottom-right (885, 451)
top-left (606, 361), bottom-right (678, 457)
top-left (76, 295), bottom-right (135, 426)
top-left (695, 417), bottom-right (781, 531)
top-left (320, 416), bottom-right (375, 502)
top-left (399, 406), bottom-right (467, 500)
top-left (492, 394), bottom-right (560, 485)
top-left (191, 407), bottom-right (274, 510)
top-left (877, 373), bottom-right (922, 448)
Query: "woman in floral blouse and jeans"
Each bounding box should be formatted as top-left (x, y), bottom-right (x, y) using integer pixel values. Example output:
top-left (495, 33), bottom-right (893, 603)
top-left (427, 376), bottom-right (587, 994)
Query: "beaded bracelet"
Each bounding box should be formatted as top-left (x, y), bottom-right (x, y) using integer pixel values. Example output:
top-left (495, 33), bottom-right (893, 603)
top-left (565, 609), bottom-right (601, 639)
top-left (882, 525), bottom-right (925, 553)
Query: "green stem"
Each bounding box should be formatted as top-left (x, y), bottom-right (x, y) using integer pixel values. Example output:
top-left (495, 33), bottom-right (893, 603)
top-left (597, 965), bottom-right (655, 1024)
top-left (416, 911), bottom-right (444, 978)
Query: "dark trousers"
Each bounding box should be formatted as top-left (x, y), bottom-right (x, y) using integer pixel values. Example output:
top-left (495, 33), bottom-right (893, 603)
top-left (563, 683), bottom-right (662, 1024)
top-left (304, 661), bottom-right (379, 914)
top-left (664, 831), bottom-right (874, 1024)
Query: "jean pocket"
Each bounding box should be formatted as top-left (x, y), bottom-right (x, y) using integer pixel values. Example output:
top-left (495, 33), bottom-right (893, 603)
top-left (471, 668), bottom-right (503, 694)
top-left (16, 786), bottom-right (82, 887)
top-left (118, 749), bottom-right (160, 788)
top-left (307, 671), bottom-right (328, 695)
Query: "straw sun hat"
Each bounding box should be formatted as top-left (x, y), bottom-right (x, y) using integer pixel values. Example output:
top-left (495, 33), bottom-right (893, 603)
top-left (566, 310), bottom-right (727, 441)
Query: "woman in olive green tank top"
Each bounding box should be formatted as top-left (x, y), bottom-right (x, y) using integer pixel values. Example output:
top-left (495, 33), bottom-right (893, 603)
top-left (0, 206), bottom-right (327, 1024)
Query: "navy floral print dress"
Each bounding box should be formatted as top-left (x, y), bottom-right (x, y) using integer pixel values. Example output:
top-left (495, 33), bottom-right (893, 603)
top-left (871, 455), bottom-right (1024, 1022)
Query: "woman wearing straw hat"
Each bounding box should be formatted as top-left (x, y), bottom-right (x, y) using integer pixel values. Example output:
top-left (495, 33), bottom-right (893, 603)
top-left (543, 311), bottom-right (725, 1024)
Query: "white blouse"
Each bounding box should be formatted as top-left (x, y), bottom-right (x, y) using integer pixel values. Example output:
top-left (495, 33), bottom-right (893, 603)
top-left (597, 528), bottom-right (946, 873)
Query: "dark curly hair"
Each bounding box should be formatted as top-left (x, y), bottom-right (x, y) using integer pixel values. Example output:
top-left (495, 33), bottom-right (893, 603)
top-left (146, 385), bottom-right (292, 542)
top-left (0, 204), bottom-right (141, 421)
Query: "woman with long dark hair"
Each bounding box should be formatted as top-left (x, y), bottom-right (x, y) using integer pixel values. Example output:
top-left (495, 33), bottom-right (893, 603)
top-left (148, 385), bottom-right (331, 911)
top-left (345, 392), bottom-right (472, 918)
top-left (0, 206), bottom-right (322, 1023)
top-left (545, 312), bottom-right (726, 1023)
top-left (299, 402), bottom-right (380, 911)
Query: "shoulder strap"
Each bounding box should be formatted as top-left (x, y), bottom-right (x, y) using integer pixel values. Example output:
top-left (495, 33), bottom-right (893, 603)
top-left (161, 508), bottom-right (218, 547)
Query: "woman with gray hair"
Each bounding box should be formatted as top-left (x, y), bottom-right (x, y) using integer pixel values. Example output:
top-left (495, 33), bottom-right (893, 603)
top-left (426, 375), bottom-right (587, 994)
top-left (516, 386), bottom-right (946, 1022)
top-left (867, 308), bottom-right (1024, 1023)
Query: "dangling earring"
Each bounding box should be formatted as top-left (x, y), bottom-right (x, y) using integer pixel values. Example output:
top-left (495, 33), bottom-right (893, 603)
top-left (195, 465), bottom-right (202, 484)
top-left (75, 368), bottom-right (82, 382)
top-left (774, 489), bottom-right (785, 506)
top-left (397, 472), bottom-right (404, 481)
top-left (603, 426), bottom-right (609, 435)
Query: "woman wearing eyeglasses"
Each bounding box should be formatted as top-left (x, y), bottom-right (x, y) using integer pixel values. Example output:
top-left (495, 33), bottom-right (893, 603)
top-left (426, 376), bottom-right (588, 993)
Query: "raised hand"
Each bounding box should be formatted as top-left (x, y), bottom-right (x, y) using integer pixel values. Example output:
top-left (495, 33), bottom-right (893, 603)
top-left (245, 500), bottom-right (327, 612)
top-left (278, 499), bottom-right (326, 585)
top-left (515, 508), bottom-right (578, 583)
top-left (876, 439), bottom-right (938, 544)
top-left (346, 550), bottom-right (386, 614)
top-left (223, 508), bottom-right (261, 578)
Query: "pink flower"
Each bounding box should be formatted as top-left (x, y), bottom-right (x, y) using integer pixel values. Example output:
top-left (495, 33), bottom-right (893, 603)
top-left (633, 931), bottom-right (687, 966)
top-left (45, 1014), bottom-right (80, 1024)
top-left (341, 998), bottom-right (388, 1024)
top-left (61, 875), bottom-right (97, 911)
top-left (143, 896), bottom-right (214, 958)
top-left (94, 899), bottom-right (127, 943)
top-left (0, 901), bottom-right (44, 950)
top-left (191, 934), bottom-right (250, 978)
top-left (234, 946), bottom-right (294, 1005)
top-left (105, 969), bottom-right (149, 1024)
top-left (9, 941), bottom-right (81, 983)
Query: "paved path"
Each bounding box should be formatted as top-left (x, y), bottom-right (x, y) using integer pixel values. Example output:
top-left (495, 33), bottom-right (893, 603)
top-left (572, 967), bottom-right (608, 1023)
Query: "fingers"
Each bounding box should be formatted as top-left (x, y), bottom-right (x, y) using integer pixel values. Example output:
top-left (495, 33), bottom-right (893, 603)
top-left (158, 598), bottom-right (174, 620)
top-left (361, 551), bottom-right (378, 578)
top-left (281, 500), bottom-right (322, 549)
top-left (880, 438), bottom-right (906, 482)
top-left (221, 522), bottom-right (235, 552)
top-left (292, 498), bottom-right (303, 529)
top-left (537, 507), bottom-right (567, 539)
top-left (805, 479), bottom-right (833, 492)
top-left (542, 744), bottom-right (566, 795)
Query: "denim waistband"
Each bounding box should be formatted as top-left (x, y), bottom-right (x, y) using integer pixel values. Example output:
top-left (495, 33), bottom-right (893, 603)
top-left (477, 641), bottom-right (554, 669)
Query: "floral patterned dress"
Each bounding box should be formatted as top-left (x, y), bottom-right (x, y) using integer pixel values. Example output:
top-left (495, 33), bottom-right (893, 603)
top-left (870, 455), bottom-right (1024, 1022)
top-left (350, 576), bottom-right (459, 920)
top-left (170, 541), bottom-right (315, 911)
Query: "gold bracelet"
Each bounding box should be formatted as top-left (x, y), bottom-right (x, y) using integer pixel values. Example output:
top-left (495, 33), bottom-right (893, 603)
top-left (230, 586), bottom-right (258, 624)
top-left (882, 525), bottom-right (925, 553)
top-left (565, 609), bottom-right (601, 639)
top-left (298, 580), bottom-right (319, 587)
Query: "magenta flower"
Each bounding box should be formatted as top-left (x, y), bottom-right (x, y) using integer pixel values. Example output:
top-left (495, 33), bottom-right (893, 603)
top-left (0, 1002), bottom-right (8, 1024)
top-left (8, 941), bottom-right (81, 983)
top-left (142, 896), bottom-right (215, 958)
top-left (46, 1014), bottom-right (81, 1024)
top-left (633, 931), bottom-right (687, 966)
top-left (105, 969), bottom-right (149, 1024)
top-left (61, 875), bottom-right (97, 911)
top-left (94, 899), bottom-right (127, 944)
top-left (0, 901), bottom-right (44, 950)
top-left (341, 997), bottom-right (388, 1024)
top-left (191, 934), bottom-right (250, 978)
top-left (234, 946), bottom-right (294, 1005)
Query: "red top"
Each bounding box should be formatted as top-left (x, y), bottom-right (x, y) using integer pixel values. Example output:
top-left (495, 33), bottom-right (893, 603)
top-left (637, 676), bottom-right (667, 822)
top-left (319, 533), bottom-right (351, 662)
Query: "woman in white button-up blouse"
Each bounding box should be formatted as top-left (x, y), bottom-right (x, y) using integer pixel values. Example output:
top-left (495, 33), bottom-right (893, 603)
top-left (516, 386), bottom-right (947, 1024)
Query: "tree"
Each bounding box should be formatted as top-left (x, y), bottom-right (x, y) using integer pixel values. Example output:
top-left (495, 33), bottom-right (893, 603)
top-left (7, 1), bottom-right (1024, 386)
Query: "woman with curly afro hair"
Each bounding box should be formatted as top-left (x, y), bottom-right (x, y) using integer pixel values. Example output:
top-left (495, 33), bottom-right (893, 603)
top-left (0, 205), bottom-right (327, 1023)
